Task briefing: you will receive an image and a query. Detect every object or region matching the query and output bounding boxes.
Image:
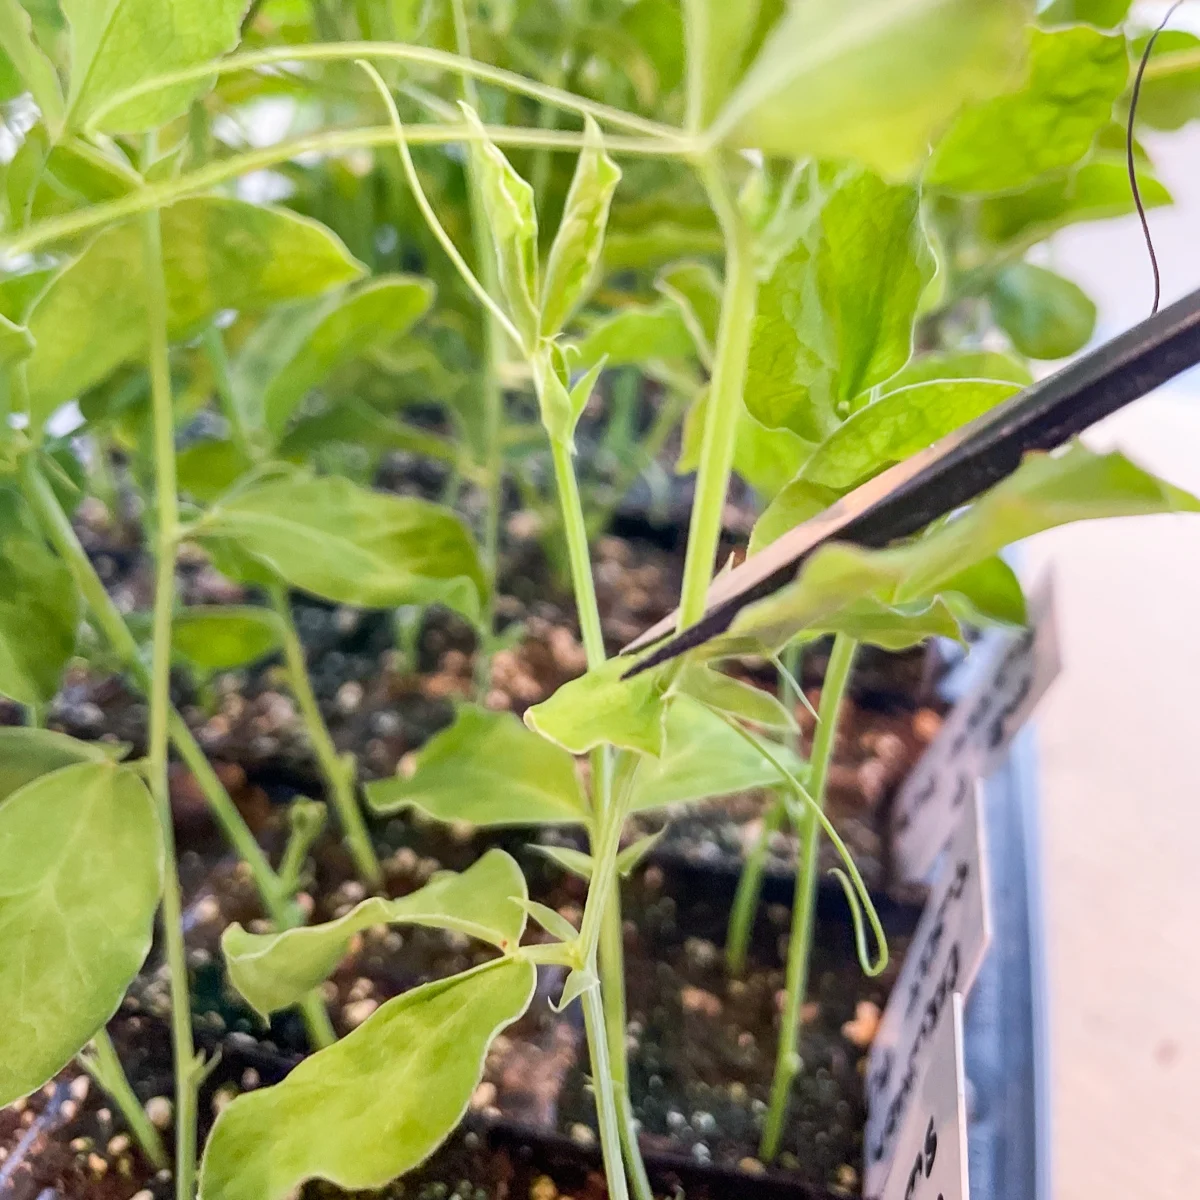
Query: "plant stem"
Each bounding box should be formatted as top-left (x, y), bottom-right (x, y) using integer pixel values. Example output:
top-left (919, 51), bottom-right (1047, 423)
top-left (676, 159), bottom-right (758, 629)
top-left (200, 325), bottom-right (253, 460)
top-left (549, 438), bottom-right (605, 667)
top-left (20, 460), bottom-right (335, 1050)
top-left (726, 795), bottom-right (785, 976)
top-left (582, 984), bottom-right (630, 1200)
top-left (270, 585), bottom-right (381, 886)
top-left (88, 42), bottom-right (681, 140)
top-left (85, 1031), bottom-right (168, 1169)
top-left (760, 634), bottom-right (858, 1161)
top-left (139, 175), bottom-right (199, 1200)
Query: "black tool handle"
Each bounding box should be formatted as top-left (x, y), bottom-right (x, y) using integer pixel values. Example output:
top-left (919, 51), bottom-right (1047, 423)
top-left (623, 284), bottom-right (1200, 674)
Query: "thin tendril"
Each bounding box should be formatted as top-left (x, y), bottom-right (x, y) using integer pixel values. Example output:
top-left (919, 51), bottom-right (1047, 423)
top-left (768, 649), bottom-right (818, 721)
top-left (1128, 0), bottom-right (1184, 315)
top-left (357, 60), bottom-right (523, 348)
top-left (718, 712), bottom-right (888, 976)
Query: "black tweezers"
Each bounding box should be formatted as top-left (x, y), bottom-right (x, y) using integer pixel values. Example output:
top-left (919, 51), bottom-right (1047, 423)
top-left (623, 284), bottom-right (1200, 675)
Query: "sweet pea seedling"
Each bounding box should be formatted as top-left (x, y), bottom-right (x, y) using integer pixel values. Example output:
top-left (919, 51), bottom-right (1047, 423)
top-left (1, 5), bottom-right (1198, 1200)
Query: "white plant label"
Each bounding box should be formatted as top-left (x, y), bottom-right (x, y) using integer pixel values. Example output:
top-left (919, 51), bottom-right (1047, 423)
top-left (862, 793), bottom-right (989, 1196)
top-left (877, 992), bottom-right (970, 1200)
top-left (892, 574), bottom-right (1060, 881)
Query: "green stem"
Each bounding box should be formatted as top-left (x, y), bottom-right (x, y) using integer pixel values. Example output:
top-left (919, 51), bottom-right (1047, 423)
top-left (582, 985), bottom-right (630, 1200)
top-left (86, 42), bottom-right (681, 140)
top-left (760, 635), bottom-right (858, 1162)
top-left (726, 795), bottom-right (786, 976)
top-left (601, 893), bottom-right (653, 1200)
top-left (676, 159), bottom-right (758, 629)
top-left (139, 175), bottom-right (198, 1200)
top-left (270, 586), bottom-right (382, 886)
top-left (549, 438), bottom-right (605, 667)
top-left (20, 461), bottom-right (334, 1050)
top-left (84, 1031), bottom-right (168, 1169)
top-left (451, 0), bottom-right (505, 687)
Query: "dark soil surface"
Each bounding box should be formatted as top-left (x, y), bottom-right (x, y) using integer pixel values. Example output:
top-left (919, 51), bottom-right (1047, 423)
top-left (0, 473), bottom-right (950, 1200)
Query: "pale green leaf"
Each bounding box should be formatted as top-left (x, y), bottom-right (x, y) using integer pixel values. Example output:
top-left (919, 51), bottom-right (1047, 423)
top-left (723, 446), bottom-right (1200, 653)
top-left (0, 727), bottom-right (120, 803)
top-left (881, 350), bottom-right (1032, 390)
top-left (787, 596), bottom-right (966, 651)
top-left (0, 761), bottom-right (162, 1105)
top-left (540, 116), bottom-right (621, 337)
top-left (460, 103), bottom-right (539, 348)
top-left (715, 0), bottom-right (1031, 177)
top-left (1133, 31), bottom-right (1200, 132)
top-left (193, 474), bottom-right (485, 613)
top-left (0, 0), bottom-right (63, 129)
top-left (573, 302), bottom-right (697, 368)
top-left (1040, 0), bottom-right (1131, 29)
top-left (682, 0), bottom-right (764, 127)
top-left (365, 705), bottom-right (587, 827)
top-left (199, 959), bottom-right (536, 1200)
top-left (615, 829), bottom-right (666, 875)
top-left (24, 198), bottom-right (363, 423)
top-left (232, 276), bottom-right (435, 439)
top-left (744, 169), bottom-right (934, 439)
top-left (630, 696), bottom-right (805, 813)
top-left (671, 663), bottom-right (796, 733)
top-left (926, 27), bottom-right (1129, 193)
top-left (223, 851), bottom-right (527, 1016)
top-left (749, 478), bottom-right (839, 554)
top-left (988, 263), bottom-right (1096, 359)
top-left (799, 378), bottom-right (1022, 489)
top-left (940, 556), bottom-right (1027, 627)
top-left (534, 831), bottom-right (667, 882)
top-left (0, 487), bottom-right (78, 706)
top-left (0, 314), bottom-right (34, 367)
top-left (978, 155), bottom-right (1171, 246)
top-left (551, 966), bottom-right (598, 1013)
top-left (513, 898), bottom-right (577, 943)
top-left (525, 656), bottom-right (666, 757)
top-left (176, 439), bottom-right (252, 504)
top-left (656, 259), bottom-right (722, 366)
top-left (64, 0), bottom-right (247, 133)
top-left (172, 606), bottom-right (282, 674)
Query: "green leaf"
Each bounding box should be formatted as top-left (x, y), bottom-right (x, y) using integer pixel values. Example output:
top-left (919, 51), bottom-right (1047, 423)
top-left (681, 0), bottom-right (765, 128)
top-left (1040, 0), bottom-right (1131, 29)
top-left (629, 696), bottom-right (805, 813)
top-left (365, 705), bottom-right (588, 827)
top-left (534, 831), bottom-right (667, 882)
top-left (63, 0), bottom-right (247, 133)
top-left (176, 439), bottom-right (253, 504)
top-left (199, 958), bottom-right (536, 1200)
top-left (223, 851), bottom-right (527, 1016)
top-left (193, 473), bottom-right (485, 614)
top-left (1133, 31), bottom-right (1200, 132)
top-left (988, 263), bottom-right (1096, 359)
top-left (525, 656), bottom-right (667, 757)
top-left (0, 761), bottom-right (162, 1105)
top-left (788, 596), bottom-right (965, 651)
top-left (750, 478), bottom-right (840, 554)
top-left (0, 314), bottom-right (34, 367)
top-left (616, 829), bottom-right (667, 875)
top-left (0, 727), bottom-right (121, 804)
top-left (460, 103), bottom-right (539, 349)
top-left (926, 27), bottom-right (1128, 193)
top-left (171, 606), bottom-right (283, 674)
top-left (513, 898), bottom-right (577, 943)
top-left (232, 276), bottom-right (434, 440)
top-left (656, 260), bottom-right (722, 366)
top-left (715, 0), bottom-right (1031, 177)
top-left (551, 967), bottom-right (598, 1012)
top-left (977, 155), bottom-right (1171, 246)
top-left (540, 116), bottom-right (621, 338)
top-left (0, 487), bottom-right (78, 706)
top-left (940, 555), bottom-right (1027, 627)
top-left (573, 302), bottom-right (697, 368)
top-left (671, 663), bottom-right (796, 733)
top-left (799, 378), bottom-right (1022, 489)
top-left (744, 168), bottom-right (934, 440)
top-left (722, 445), bottom-right (1200, 653)
top-left (24, 198), bottom-right (363, 423)
top-left (882, 349), bottom-right (1032, 389)
top-left (0, 0), bottom-right (63, 130)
